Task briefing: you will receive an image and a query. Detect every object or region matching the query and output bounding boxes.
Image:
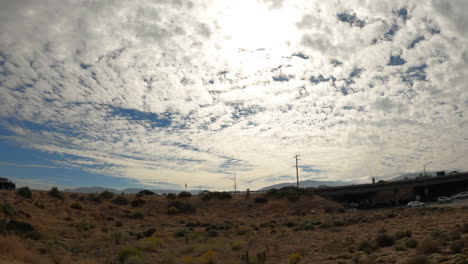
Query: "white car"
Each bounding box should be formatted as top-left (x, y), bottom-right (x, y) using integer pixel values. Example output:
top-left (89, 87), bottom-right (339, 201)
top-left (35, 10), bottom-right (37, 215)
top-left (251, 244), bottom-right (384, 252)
top-left (452, 192), bottom-right (468, 200)
top-left (437, 196), bottom-right (452, 203)
top-left (407, 201), bottom-right (426, 208)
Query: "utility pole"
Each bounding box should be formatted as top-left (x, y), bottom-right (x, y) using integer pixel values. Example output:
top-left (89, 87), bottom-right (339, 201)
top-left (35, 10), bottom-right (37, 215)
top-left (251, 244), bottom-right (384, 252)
top-left (423, 161), bottom-right (432, 202)
top-left (295, 155), bottom-right (300, 188)
top-left (423, 161), bottom-right (432, 176)
top-left (233, 172), bottom-right (237, 194)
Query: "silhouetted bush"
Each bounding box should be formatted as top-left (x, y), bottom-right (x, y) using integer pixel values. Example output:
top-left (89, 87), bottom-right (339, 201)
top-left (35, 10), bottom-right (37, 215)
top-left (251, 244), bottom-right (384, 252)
top-left (254, 197), bottom-right (268, 203)
top-left (166, 193), bottom-right (177, 199)
top-left (131, 199), bottom-right (146, 207)
top-left (201, 191), bottom-right (232, 201)
top-left (112, 196), bottom-right (129, 205)
top-left (132, 212), bottom-right (144, 219)
top-left (405, 238), bottom-right (419, 248)
top-left (178, 191), bottom-right (192, 198)
top-left (17, 187), bottom-right (32, 199)
top-left (48, 187), bottom-right (64, 200)
top-left (87, 194), bottom-right (102, 203)
top-left (99, 191), bottom-right (114, 199)
top-left (7, 220), bottom-right (34, 235)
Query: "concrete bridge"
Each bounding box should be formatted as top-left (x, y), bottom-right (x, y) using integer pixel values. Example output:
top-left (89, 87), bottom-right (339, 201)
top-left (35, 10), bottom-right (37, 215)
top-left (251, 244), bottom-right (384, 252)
top-left (312, 172), bottom-right (468, 205)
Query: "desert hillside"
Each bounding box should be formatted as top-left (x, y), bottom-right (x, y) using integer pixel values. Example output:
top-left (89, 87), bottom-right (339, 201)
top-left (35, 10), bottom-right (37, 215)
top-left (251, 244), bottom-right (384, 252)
top-left (1, 187), bottom-right (468, 264)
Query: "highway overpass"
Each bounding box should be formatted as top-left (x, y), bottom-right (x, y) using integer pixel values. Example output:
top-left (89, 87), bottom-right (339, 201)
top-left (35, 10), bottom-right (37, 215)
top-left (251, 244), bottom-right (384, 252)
top-left (311, 172), bottom-right (468, 205)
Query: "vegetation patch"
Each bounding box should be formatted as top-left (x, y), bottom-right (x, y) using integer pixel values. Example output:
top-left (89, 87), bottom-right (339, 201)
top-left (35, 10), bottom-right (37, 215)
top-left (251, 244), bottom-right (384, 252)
top-left (48, 187), bottom-right (64, 200)
top-left (70, 203), bottom-right (83, 210)
top-left (17, 187), bottom-right (32, 199)
top-left (167, 200), bottom-right (195, 214)
top-left (117, 246), bottom-right (145, 264)
top-left (112, 196), bottom-right (129, 205)
top-left (99, 191), bottom-right (115, 199)
top-left (201, 191), bottom-right (232, 201)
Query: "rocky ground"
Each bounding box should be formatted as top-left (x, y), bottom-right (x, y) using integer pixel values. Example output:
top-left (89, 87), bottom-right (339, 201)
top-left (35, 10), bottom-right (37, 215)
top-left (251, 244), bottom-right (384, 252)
top-left (0, 187), bottom-right (467, 264)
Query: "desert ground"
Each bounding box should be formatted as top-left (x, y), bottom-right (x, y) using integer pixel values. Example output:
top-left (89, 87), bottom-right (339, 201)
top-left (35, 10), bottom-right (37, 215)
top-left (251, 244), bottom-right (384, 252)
top-left (0, 187), bottom-right (467, 264)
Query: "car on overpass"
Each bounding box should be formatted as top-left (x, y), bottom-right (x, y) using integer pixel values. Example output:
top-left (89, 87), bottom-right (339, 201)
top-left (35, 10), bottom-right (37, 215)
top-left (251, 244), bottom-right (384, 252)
top-left (451, 191), bottom-right (468, 200)
top-left (407, 201), bottom-right (426, 208)
top-left (437, 196), bottom-right (452, 203)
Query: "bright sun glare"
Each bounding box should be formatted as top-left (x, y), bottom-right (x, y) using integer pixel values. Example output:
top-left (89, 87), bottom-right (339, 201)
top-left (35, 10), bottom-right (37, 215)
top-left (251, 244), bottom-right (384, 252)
top-left (217, 0), bottom-right (301, 72)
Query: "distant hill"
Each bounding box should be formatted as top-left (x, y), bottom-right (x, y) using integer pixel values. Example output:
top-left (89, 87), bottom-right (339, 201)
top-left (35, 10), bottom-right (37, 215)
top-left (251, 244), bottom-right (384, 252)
top-left (63, 187), bottom-right (187, 194)
top-left (260, 180), bottom-right (350, 190)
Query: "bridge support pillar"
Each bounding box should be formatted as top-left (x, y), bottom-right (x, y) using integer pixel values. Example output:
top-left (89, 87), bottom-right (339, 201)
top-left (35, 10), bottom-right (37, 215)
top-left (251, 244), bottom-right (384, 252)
top-left (393, 189), bottom-right (400, 206)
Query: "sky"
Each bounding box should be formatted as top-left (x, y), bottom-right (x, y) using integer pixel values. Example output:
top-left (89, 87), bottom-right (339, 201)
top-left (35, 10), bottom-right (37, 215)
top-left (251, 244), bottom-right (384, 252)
top-left (0, 0), bottom-right (467, 191)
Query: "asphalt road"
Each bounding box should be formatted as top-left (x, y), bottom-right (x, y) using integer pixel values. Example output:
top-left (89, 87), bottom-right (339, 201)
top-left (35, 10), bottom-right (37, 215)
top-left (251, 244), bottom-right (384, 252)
top-left (428, 198), bottom-right (468, 208)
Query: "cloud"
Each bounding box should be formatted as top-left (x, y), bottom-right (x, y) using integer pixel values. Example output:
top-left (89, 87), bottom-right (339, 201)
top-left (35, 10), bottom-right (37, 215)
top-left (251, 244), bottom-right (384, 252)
top-left (0, 0), bottom-right (467, 190)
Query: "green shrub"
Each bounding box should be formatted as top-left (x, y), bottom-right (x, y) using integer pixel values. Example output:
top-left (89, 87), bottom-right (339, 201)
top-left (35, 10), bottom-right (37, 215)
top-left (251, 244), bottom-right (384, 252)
top-left (201, 191), bottom-right (232, 201)
top-left (70, 203), bottom-right (83, 210)
top-left (395, 230), bottom-right (412, 240)
top-left (48, 187), bottom-right (64, 200)
top-left (117, 246), bottom-right (145, 264)
top-left (288, 252), bottom-right (301, 264)
top-left (405, 238), bottom-right (419, 248)
top-left (265, 186), bottom-right (313, 202)
top-left (358, 240), bottom-right (374, 254)
top-left (112, 196), bottom-right (129, 205)
top-left (99, 191), bottom-right (114, 199)
top-left (167, 200), bottom-right (195, 214)
top-left (17, 187), bottom-right (32, 199)
top-left (450, 240), bottom-right (464, 254)
top-left (178, 191), bottom-right (192, 198)
top-left (175, 229), bottom-right (189, 237)
top-left (132, 212), bottom-right (144, 219)
top-left (236, 230), bottom-right (247, 236)
top-left (1, 202), bottom-right (16, 217)
top-left (241, 251), bottom-right (266, 264)
top-left (375, 229), bottom-right (395, 247)
top-left (167, 207), bottom-right (179, 215)
top-left (404, 255), bottom-right (430, 264)
top-left (231, 240), bottom-right (245, 251)
top-left (166, 193), bottom-right (177, 199)
top-left (394, 243), bottom-right (406, 251)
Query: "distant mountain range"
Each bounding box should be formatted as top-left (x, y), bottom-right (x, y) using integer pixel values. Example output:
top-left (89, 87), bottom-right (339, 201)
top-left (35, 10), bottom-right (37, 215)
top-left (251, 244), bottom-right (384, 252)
top-left (63, 171), bottom-right (454, 194)
top-left (63, 187), bottom-right (187, 194)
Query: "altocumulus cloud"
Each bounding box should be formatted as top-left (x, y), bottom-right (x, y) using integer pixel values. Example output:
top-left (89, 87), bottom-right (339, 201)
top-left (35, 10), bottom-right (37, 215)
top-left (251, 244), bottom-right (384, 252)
top-left (0, 0), bottom-right (467, 190)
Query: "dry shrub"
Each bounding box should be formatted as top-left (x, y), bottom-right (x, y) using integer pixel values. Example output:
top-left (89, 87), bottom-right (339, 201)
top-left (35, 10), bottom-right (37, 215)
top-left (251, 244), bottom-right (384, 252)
top-left (404, 255), bottom-right (430, 264)
top-left (0, 236), bottom-right (49, 264)
top-left (417, 238), bottom-right (440, 254)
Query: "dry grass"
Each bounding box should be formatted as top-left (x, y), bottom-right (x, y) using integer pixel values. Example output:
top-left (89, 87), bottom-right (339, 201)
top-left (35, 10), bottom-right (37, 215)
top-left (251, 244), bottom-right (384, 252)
top-left (1, 190), bottom-right (468, 263)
